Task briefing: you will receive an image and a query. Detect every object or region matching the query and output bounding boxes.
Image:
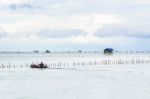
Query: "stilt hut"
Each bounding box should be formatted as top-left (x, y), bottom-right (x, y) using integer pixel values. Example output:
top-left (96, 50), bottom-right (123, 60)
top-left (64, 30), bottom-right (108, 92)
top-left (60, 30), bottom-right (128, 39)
top-left (104, 48), bottom-right (114, 54)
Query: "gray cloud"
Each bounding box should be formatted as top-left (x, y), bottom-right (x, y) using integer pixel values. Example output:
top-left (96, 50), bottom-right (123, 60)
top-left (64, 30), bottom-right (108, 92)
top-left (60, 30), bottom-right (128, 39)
top-left (5, 0), bottom-right (68, 11)
top-left (126, 32), bottom-right (150, 38)
top-left (9, 3), bottom-right (41, 11)
top-left (95, 25), bottom-right (150, 38)
top-left (95, 26), bottom-right (128, 37)
top-left (38, 29), bottom-right (86, 38)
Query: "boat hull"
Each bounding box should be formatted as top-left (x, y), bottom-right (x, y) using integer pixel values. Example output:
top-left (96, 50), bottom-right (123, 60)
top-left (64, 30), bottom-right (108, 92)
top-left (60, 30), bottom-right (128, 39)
top-left (30, 64), bottom-right (48, 69)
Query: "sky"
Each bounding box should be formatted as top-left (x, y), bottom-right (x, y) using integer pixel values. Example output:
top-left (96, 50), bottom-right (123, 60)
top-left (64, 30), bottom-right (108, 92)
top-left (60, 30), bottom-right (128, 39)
top-left (0, 0), bottom-right (150, 51)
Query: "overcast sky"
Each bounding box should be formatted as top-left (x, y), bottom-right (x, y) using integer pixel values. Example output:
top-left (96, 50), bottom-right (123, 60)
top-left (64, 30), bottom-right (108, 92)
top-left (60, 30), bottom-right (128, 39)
top-left (0, 0), bottom-right (150, 51)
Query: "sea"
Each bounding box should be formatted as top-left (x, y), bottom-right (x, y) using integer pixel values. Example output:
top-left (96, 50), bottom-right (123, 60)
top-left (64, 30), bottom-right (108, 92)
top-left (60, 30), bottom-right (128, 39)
top-left (0, 52), bottom-right (150, 99)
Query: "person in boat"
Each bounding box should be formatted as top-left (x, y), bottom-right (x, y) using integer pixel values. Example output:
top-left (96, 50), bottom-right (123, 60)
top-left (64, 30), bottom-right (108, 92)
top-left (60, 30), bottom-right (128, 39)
top-left (39, 62), bottom-right (44, 68)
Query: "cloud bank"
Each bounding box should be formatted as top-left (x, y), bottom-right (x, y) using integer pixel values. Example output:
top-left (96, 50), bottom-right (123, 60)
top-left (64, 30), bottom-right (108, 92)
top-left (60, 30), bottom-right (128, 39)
top-left (0, 0), bottom-right (149, 51)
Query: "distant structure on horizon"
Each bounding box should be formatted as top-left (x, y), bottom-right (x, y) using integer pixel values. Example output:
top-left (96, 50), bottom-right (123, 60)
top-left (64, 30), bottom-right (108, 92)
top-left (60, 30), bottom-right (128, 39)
top-left (45, 50), bottom-right (51, 53)
top-left (79, 50), bottom-right (82, 53)
top-left (104, 48), bottom-right (114, 54)
top-left (33, 50), bottom-right (39, 53)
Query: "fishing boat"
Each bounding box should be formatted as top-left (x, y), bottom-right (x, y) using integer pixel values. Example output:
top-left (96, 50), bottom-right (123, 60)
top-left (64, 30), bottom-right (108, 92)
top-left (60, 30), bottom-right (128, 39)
top-left (30, 62), bottom-right (48, 68)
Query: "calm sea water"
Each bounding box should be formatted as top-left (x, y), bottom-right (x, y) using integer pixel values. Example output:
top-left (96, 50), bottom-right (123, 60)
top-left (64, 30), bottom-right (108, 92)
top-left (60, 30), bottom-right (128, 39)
top-left (0, 53), bottom-right (150, 99)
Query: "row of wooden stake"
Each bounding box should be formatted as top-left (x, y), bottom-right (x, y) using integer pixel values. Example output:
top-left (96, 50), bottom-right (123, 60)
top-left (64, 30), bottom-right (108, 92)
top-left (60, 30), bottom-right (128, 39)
top-left (0, 58), bottom-right (150, 69)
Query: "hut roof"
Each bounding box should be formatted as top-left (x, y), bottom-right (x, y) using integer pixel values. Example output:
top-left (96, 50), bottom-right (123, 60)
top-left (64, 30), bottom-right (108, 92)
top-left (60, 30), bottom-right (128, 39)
top-left (104, 48), bottom-right (114, 51)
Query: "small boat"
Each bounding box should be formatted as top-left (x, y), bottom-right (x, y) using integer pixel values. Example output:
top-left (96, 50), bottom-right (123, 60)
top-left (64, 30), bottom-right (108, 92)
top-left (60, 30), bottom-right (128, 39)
top-left (30, 62), bottom-right (48, 69)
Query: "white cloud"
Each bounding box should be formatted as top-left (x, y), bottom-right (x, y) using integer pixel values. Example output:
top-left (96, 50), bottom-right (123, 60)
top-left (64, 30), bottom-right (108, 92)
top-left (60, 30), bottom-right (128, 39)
top-left (0, 0), bottom-right (149, 51)
top-left (38, 29), bottom-right (86, 38)
top-left (0, 14), bottom-right (122, 35)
